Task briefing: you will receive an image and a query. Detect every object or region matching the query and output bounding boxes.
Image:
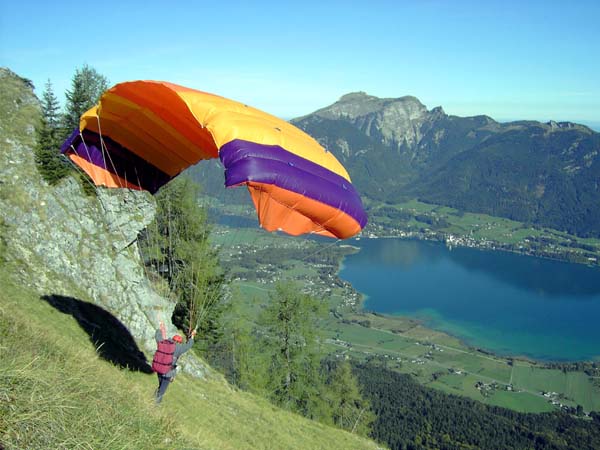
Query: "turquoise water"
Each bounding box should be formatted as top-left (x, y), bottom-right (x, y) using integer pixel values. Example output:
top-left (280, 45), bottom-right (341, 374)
top-left (338, 238), bottom-right (600, 361)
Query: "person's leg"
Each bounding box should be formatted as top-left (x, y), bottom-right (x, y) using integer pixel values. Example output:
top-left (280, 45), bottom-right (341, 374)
top-left (156, 375), bottom-right (171, 403)
top-left (155, 374), bottom-right (162, 398)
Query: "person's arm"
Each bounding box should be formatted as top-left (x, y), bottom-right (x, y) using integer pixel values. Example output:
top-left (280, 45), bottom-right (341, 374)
top-left (174, 330), bottom-right (196, 357)
top-left (155, 321), bottom-right (167, 343)
top-left (174, 338), bottom-right (194, 357)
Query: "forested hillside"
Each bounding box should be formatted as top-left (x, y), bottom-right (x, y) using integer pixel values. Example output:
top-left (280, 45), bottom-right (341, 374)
top-left (413, 123), bottom-right (600, 237)
top-left (354, 363), bottom-right (600, 450)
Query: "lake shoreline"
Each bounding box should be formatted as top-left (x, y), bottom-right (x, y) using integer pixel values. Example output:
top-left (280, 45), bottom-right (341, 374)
top-left (361, 231), bottom-right (599, 268)
top-left (335, 236), bottom-right (600, 365)
top-left (365, 199), bottom-right (600, 268)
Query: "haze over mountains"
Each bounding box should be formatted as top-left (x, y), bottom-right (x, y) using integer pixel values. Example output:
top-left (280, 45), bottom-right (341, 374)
top-left (289, 93), bottom-right (600, 238)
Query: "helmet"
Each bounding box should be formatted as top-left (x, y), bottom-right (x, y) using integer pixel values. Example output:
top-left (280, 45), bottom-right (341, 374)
top-left (172, 335), bottom-right (183, 343)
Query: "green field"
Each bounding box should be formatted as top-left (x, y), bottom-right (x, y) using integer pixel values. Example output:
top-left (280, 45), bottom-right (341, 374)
top-left (512, 364), bottom-right (600, 411)
top-left (327, 308), bottom-right (600, 413)
top-left (327, 317), bottom-right (600, 413)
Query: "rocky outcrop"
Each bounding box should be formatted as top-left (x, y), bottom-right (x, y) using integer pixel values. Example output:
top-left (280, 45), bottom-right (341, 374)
top-left (308, 91), bottom-right (432, 149)
top-left (0, 68), bottom-right (212, 379)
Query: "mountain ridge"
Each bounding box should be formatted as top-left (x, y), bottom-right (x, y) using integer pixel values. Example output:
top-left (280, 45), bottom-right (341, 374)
top-left (291, 92), bottom-right (600, 237)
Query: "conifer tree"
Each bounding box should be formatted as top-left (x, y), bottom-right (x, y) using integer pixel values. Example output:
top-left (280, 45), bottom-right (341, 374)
top-left (138, 176), bottom-right (225, 347)
top-left (61, 64), bottom-right (109, 140)
top-left (34, 80), bottom-right (70, 184)
top-left (256, 281), bottom-right (331, 421)
top-left (212, 312), bottom-right (257, 388)
top-left (325, 359), bottom-right (375, 437)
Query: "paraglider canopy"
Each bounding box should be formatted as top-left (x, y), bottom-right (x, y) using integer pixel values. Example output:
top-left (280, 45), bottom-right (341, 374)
top-left (61, 81), bottom-right (367, 239)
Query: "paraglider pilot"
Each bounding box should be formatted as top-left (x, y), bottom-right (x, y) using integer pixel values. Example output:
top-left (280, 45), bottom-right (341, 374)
top-left (152, 321), bottom-right (196, 403)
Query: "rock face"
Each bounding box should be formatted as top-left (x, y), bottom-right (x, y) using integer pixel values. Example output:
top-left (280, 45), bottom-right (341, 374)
top-left (305, 92), bottom-right (431, 149)
top-left (0, 68), bottom-right (211, 379)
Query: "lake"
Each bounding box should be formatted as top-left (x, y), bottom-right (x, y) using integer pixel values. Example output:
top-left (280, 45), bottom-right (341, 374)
top-left (338, 238), bottom-right (600, 361)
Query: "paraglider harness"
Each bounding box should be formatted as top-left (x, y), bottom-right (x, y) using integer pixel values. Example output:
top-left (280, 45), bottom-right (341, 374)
top-left (152, 339), bottom-right (176, 375)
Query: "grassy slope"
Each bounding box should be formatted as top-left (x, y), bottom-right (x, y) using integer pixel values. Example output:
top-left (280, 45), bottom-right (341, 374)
top-left (0, 269), bottom-right (382, 450)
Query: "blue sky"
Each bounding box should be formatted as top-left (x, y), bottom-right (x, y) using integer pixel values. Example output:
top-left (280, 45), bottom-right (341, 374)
top-left (1, 0), bottom-right (599, 127)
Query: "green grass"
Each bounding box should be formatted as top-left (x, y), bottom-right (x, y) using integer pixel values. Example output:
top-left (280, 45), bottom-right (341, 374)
top-left (429, 372), bottom-right (554, 412)
top-left (484, 390), bottom-right (555, 412)
top-left (0, 270), bottom-right (383, 450)
top-left (0, 275), bottom-right (189, 449)
top-left (0, 69), bottom-right (40, 150)
top-left (511, 364), bottom-right (600, 411)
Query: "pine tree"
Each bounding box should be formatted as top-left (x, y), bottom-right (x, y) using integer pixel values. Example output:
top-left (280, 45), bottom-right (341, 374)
top-left (213, 314), bottom-right (258, 389)
top-left (34, 80), bottom-right (70, 184)
top-left (325, 359), bottom-right (375, 437)
top-left (61, 64), bottom-right (109, 140)
top-left (139, 177), bottom-right (225, 346)
top-left (257, 281), bottom-right (331, 421)
top-left (42, 80), bottom-right (61, 132)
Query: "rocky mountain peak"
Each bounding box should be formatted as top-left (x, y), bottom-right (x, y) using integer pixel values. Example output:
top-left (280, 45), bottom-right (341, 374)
top-left (314, 92), bottom-right (428, 122)
top-left (338, 91), bottom-right (375, 102)
top-left (546, 120), bottom-right (593, 134)
top-left (291, 84), bottom-right (600, 238)
top-left (306, 92), bottom-right (436, 149)
top-left (430, 106), bottom-right (446, 118)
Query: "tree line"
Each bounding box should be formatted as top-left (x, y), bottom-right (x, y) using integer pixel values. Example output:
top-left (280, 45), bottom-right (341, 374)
top-left (211, 281), bottom-right (375, 436)
top-left (34, 65), bottom-right (109, 187)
